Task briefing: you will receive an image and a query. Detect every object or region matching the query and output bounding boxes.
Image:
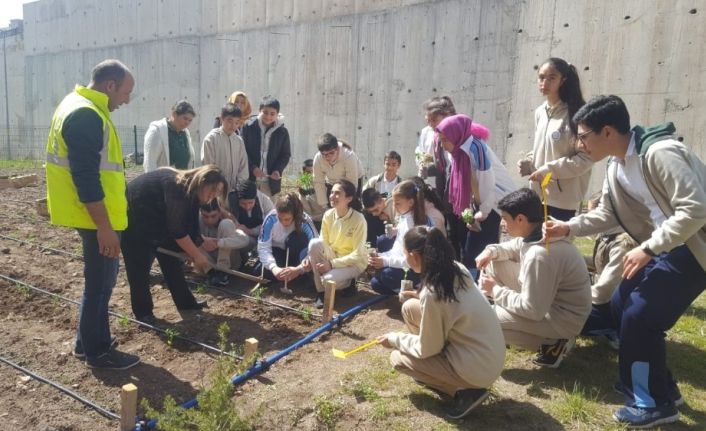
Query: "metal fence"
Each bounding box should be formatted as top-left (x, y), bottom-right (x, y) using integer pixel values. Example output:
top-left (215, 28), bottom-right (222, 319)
top-left (0, 125), bottom-right (147, 170)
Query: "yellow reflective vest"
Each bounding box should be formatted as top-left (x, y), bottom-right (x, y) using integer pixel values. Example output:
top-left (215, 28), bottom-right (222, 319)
top-left (45, 85), bottom-right (127, 230)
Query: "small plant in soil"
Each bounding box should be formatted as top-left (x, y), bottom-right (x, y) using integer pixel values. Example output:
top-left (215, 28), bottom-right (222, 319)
top-left (193, 282), bottom-right (207, 295)
top-left (298, 306), bottom-right (313, 322)
top-left (252, 285), bottom-right (267, 299)
top-left (118, 314), bottom-right (130, 328)
top-left (141, 322), bottom-right (251, 430)
top-left (314, 395), bottom-right (344, 430)
top-left (13, 282), bottom-right (30, 296)
top-left (165, 328), bottom-right (180, 347)
top-left (298, 171), bottom-right (314, 192)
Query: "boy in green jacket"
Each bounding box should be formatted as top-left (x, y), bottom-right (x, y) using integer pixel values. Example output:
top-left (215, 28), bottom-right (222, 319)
top-left (546, 95), bottom-right (706, 428)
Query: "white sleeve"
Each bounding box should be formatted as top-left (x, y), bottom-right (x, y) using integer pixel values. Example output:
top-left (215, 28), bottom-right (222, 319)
top-left (143, 123), bottom-right (161, 172)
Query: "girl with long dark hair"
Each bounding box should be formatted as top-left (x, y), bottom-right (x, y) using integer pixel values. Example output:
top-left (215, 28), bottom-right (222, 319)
top-left (377, 227), bottom-right (505, 419)
top-left (519, 57), bottom-right (593, 221)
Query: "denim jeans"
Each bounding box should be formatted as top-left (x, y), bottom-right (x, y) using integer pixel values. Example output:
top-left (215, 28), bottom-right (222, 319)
top-left (75, 229), bottom-right (120, 359)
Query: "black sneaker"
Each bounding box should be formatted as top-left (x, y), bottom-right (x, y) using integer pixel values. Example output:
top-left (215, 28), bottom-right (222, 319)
top-left (613, 381), bottom-right (684, 407)
top-left (445, 388), bottom-right (490, 419)
top-left (177, 299), bottom-right (208, 311)
top-left (532, 338), bottom-right (575, 368)
top-left (73, 337), bottom-right (118, 360)
top-left (613, 403), bottom-right (679, 428)
top-left (314, 292), bottom-right (325, 309)
top-left (208, 271), bottom-right (230, 287)
top-left (86, 350), bottom-right (140, 370)
top-left (340, 281), bottom-right (358, 298)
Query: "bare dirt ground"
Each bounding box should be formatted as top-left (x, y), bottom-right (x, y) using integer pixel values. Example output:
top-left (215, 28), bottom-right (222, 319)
top-left (0, 169), bottom-right (404, 430)
top-left (1, 169), bottom-right (704, 431)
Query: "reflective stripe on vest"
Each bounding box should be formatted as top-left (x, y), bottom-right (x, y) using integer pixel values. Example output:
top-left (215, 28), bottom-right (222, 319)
top-left (46, 122), bottom-right (122, 171)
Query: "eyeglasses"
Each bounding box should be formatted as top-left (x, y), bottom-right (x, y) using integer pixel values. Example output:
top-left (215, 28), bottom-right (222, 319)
top-left (577, 130), bottom-right (594, 144)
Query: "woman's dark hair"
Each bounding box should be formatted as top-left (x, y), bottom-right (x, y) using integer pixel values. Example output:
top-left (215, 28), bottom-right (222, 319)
top-left (275, 192), bottom-right (305, 233)
top-left (404, 226), bottom-right (468, 302)
top-left (392, 180), bottom-right (426, 225)
top-left (172, 100), bottom-right (196, 117)
top-left (175, 165), bottom-right (228, 204)
top-left (410, 176), bottom-right (450, 214)
top-left (542, 57), bottom-right (585, 134)
top-left (333, 179), bottom-right (363, 212)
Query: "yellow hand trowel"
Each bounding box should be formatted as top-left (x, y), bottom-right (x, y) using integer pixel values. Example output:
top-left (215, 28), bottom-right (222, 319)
top-left (541, 172), bottom-right (554, 252)
top-left (331, 339), bottom-right (381, 359)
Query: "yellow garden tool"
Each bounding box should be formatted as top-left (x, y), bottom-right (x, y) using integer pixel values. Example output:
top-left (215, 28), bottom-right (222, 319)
top-left (331, 339), bottom-right (381, 359)
top-left (541, 172), bottom-right (553, 252)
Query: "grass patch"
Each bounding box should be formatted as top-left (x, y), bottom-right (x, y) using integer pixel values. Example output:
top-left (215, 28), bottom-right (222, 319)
top-left (314, 395), bottom-right (344, 430)
top-left (548, 382), bottom-right (601, 427)
top-left (0, 159), bottom-right (43, 169)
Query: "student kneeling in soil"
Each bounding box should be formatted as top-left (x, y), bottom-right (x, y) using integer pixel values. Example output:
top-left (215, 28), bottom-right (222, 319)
top-left (475, 188), bottom-right (591, 369)
top-left (377, 226), bottom-right (506, 419)
top-left (258, 192), bottom-right (318, 284)
top-left (308, 180), bottom-right (368, 308)
top-left (121, 165), bottom-right (227, 324)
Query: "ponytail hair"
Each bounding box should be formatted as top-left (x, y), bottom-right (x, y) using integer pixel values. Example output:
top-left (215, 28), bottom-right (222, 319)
top-left (404, 226), bottom-right (468, 302)
top-left (333, 179), bottom-right (363, 212)
top-left (543, 57), bottom-right (585, 134)
top-left (410, 176), bottom-right (450, 214)
top-left (275, 192), bottom-right (305, 234)
top-left (393, 180), bottom-right (426, 226)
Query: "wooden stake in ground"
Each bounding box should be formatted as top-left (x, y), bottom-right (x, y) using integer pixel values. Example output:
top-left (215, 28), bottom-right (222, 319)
top-left (244, 337), bottom-right (259, 362)
top-left (323, 280), bottom-right (337, 321)
top-left (281, 247), bottom-right (293, 294)
top-left (120, 383), bottom-right (138, 431)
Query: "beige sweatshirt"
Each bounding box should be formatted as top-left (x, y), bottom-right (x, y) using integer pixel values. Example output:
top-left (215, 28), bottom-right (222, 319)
top-left (200, 127), bottom-right (249, 191)
top-left (486, 235), bottom-right (592, 338)
top-left (388, 263), bottom-right (506, 389)
top-left (529, 101), bottom-right (593, 211)
top-left (313, 143), bottom-right (362, 206)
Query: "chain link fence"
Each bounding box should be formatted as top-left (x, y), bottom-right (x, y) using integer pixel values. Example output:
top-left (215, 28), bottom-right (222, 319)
top-left (0, 125), bottom-right (147, 170)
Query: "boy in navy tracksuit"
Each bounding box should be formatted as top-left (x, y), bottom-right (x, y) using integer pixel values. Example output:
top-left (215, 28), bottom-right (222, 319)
top-left (546, 95), bottom-right (706, 428)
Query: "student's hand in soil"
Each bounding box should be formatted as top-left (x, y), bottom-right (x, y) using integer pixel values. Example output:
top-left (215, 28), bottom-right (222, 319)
top-left (368, 256), bottom-right (385, 269)
top-left (270, 171), bottom-right (281, 181)
top-left (544, 220), bottom-right (570, 239)
top-left (622, 247), bottom-right (652, 280)
top-left (376, 334), bottom-right (392, 348)
top-left (201, 236), bottom-right (219, 252)
top-left (316, 260), bottom-right (332, 273)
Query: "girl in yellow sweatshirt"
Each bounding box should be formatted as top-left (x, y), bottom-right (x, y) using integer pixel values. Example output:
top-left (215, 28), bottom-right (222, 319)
top-left (308, 179), bottom-right (368, 308)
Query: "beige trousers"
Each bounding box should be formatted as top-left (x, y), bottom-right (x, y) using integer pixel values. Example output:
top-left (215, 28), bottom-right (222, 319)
top-left (486, 260), bottom-right (563, 350)
top-left (389, 298), bottom-right (476, 396)
top-left (308, 238), bottom-right (363, 293)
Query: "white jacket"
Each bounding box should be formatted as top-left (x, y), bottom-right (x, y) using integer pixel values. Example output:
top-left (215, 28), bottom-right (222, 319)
top-left (143, 118), bottom-right (195, 172)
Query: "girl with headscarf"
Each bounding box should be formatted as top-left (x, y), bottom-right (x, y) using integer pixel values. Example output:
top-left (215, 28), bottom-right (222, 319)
top-left (436, 114), bottom-right (515, 271)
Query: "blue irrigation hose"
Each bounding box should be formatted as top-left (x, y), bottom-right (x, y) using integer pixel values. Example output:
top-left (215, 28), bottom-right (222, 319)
top-left (138, 294), bottom-right (388, 430)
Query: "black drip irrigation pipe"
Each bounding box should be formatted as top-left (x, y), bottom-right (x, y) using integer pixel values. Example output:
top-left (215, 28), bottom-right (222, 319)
top-left (0, 273), bottom-right (240, 360)
top-left (137, 294), bottom-right (388, 430)
top-left (0, 353), bottom-right (120, 421)
top-left (0, 234), bottom-right (323, 319)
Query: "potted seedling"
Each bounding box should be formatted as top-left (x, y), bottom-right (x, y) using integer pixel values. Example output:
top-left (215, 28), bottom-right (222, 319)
top-left (298, 171), bottom-right (314, 196)
top-left (399, 268), bottom-right (413, 303)
top-left (462, 207), bottom-right (481, 232)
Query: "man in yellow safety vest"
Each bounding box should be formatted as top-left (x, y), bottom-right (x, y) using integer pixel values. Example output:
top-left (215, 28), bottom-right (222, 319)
top-left (45, 59), bottom-right (140, 370)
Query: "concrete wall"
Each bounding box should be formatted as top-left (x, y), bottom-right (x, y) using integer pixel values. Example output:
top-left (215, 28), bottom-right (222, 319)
top-left (15, 0), bottom-right (706, 194)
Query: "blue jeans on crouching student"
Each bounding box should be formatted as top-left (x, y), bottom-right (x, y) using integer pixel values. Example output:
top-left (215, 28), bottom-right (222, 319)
top-left (611, 245), bottom-right (705, 408)
top-left (370, 268), bottom-right (420, 295)
top-left (74, 229), bottom-right (120, 359)
top-left (376, 234), bottom-right (395, 253)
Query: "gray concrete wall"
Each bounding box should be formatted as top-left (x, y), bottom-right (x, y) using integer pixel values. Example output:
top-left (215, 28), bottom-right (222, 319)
top-left (15, 0), bottom-right (706, 194)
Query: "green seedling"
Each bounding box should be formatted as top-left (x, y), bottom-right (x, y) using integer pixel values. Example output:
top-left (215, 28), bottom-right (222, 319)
top-left (118, 314), bottom-right (130, 328)
top-left (298, 306), bottom-right (313, 322)
top-left (165, 328), bottom-right (180, 347)
top-left (252, 285), bottom-right (267, 299)
top-left (193, 282), bottom-right (207, 295)
top-left (13, 282), bottom-right (30, 296)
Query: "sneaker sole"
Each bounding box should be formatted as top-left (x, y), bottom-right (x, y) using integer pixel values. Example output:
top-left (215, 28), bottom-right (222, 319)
top-left (446, 391), bottom-right (490, 420)
top-left (73, 338), bottom-right (118, 360)
top-left (612, 411), bottom-right (679, 429)
top-left (87, 358), bottom-right (141, 370)
top-left (533, 338), bottom-right (575, 369)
